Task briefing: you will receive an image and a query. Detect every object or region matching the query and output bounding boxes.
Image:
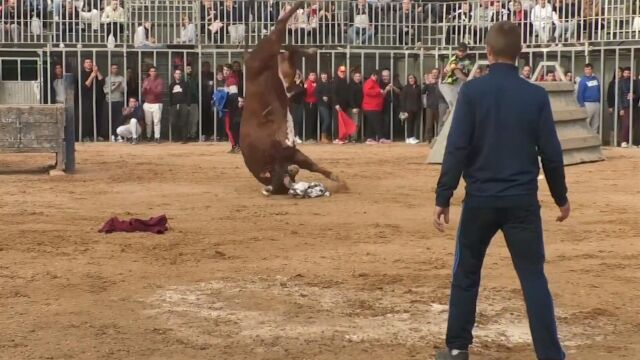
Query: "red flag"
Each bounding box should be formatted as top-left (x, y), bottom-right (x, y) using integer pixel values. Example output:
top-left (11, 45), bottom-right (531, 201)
top-left (337, 110), bottom-right (357, 140)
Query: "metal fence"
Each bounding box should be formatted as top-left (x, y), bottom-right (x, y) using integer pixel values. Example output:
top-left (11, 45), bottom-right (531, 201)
top-left (2, 0), bottom-right (640, 48)
top-left (0, 46), bottom-right (625, 147)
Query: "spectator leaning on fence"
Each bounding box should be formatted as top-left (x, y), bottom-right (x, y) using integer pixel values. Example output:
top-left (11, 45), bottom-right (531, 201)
top-left (530, 0), bottom-right (553, 44)
top-left (348, 0), bottom-right (376, 45)
top-left (396, 0), bottom-right (423, 47)
top-left (102, 0), bottom-right (124, 42)
top-left (446, 2), bottom-right (471, 45)
top-left (362, 70), bottom-right (385, 145)
top-left (606, 67), bottom-right (622, 118)
top-left (2, 0), bottom-right (21, 42)
top-left (617, 67), bottom-right (636, 148)
top-left (134, 21), bottom-right (159, 48)
top-left (117, 97), bottom-right (144, 145)
top-left (316, 72), bottom-right (333, 144)
top-left (142, 66), bottom-right (164, 143)
top-left (380, 69), bottom-right (400, 141)
top-left (51, 64), bottom-right (66, 105)
top-left (349, 71), bottom-right (364, 142)
top-left (185, 65), bottom-right (200, 141)
top-left (291, 70), bottom-right (306, 145)
top-left (103, 64), bottom-right (126, 141)
top-left (422, 69), bottom-right (446, 143)
top-left (552, 0), bottom-right (577, 44)
top-left (168, 68), bottom-right (191, 144)
top-left (80, 58), bottom-right (104, 141)
top-left (400, 73), bottom-right (422, 144)
top-left (331, 65), bottom-right (351, 144)
top-left (303, 71), bottom-right (318, 142)
top-left (509, 1), bottom-right (530, 44)
top-left (178, 15), bottom-right (197, 44)
top-left (472, 0), bottom-right (493, 44)
top-left (577, 63), bottom-right (601, 134)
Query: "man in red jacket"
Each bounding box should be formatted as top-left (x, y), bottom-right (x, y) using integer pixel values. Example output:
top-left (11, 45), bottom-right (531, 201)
top-left (362, 70), bottom-right (390, 144)
top-left (142, 66), bottom-right (165, 143)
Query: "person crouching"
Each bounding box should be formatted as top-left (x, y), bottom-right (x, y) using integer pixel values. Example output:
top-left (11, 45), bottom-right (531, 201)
top-left (117, 97), bottom-right (144, 144)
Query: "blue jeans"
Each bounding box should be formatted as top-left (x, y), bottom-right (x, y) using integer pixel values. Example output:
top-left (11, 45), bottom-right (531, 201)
top-left (319, 105), bottom-right (331, 137)
top-left (446, 202), bottom-right (565, 360)
top-left (348, 26), bottom-right (374, 45)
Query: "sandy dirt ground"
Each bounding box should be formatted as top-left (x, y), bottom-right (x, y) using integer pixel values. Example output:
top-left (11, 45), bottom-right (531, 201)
top-left (1, 143), bottom-right (639, 360)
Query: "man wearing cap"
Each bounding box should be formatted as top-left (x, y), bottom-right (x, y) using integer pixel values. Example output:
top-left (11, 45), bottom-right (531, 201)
top-left (440, 42), bottom-right (473, 115)
top-left (433, 21), bottom-right (568, 360)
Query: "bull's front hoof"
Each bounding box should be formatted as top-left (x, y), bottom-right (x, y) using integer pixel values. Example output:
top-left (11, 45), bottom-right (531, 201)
top-left (261, 186), bottom-right (273, 196)
top-left (287, 165), bottom-right (300, 178)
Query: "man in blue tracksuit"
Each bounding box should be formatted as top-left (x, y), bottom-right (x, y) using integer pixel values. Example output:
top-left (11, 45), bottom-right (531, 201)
top-left (576, 63), bottom-right (601, 133)
top-left (433, 21), bottom-right (570, 360)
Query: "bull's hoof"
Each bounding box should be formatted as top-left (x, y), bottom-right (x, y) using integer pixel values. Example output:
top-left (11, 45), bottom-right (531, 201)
top-left (287, 165), bottom-right (300, 178)
top-left (261, 186), bottom-right (273, 196)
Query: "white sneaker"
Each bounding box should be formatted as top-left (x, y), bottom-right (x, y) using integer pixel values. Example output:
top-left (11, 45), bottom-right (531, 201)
top-left (117, 136), bottom-right (124, 143)
top-left (410, 137), bottom-right (420, 144)
top-left (621, 142), bottom-right (629, 148)
top-left (294, 136), bottom-right (302, 145)
top-left (405, 138), bottom-right (412, 144)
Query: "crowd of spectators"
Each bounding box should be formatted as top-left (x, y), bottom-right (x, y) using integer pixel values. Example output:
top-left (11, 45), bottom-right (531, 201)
top-left (0, 0), bottom-right (625, 47)
top-left (51, 45), bottom-right (640, 149)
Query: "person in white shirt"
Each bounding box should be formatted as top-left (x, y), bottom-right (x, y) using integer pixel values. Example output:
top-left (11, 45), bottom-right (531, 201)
top-left (134, 22), bottom-right (160, 48)
top-left (102, 64), bottom-right (126, 140)
top-left (530, 0), bottom-right (553, 43)
top-left (102, 0), bottom-right (124, 41)
top-left (178, 15), bottom-right (197, 44)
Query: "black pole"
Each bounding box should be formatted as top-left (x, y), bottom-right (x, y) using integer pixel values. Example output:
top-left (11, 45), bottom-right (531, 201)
top-left (64, 73), bottom-right (76, 172)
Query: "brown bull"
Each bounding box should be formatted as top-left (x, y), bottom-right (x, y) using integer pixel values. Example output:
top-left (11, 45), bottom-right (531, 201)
top-left (240, 1), bottom-right (344, 195)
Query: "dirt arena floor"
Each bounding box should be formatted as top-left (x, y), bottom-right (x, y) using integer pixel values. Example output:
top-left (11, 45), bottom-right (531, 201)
top-left (1, 143), bottom-right (639, 360)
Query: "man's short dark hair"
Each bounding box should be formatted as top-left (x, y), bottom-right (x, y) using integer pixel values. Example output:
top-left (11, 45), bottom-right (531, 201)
top-left (486, 21), bottom-right (522, 61)
top-left (523, 64), bottom-right (531, 69)
top-left (623, 66), bottom-right (632, 72)
top-left (370, 70), bottom-right (379, 77)
top-left (128, 96), bottom-right (138, 102)
top-left (546, 70), bottom-right (555, 76)
top-left (148, 66), bottom-right (157, 71)
top-left (457, 42), bottom-right (468, 52)
top-left (584, 63), bottom-right (593, 69)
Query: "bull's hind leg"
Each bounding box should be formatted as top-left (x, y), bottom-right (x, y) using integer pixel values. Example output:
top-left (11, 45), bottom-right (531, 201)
top-left (292, 149), bottom-right (340, 183)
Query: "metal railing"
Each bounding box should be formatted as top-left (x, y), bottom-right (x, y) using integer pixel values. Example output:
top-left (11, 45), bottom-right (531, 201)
top-left (2, 46), bottom-right (626, 147)
top-left (2, 0), bottom-right (640, 48)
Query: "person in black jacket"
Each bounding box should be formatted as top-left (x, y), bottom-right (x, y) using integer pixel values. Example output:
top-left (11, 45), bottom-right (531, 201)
top-left (434, 22), bottom-right (568, 360)
top-left (349, 71), bottom-right (364, 142)
top-left (331, 65), bottom-right (351, 142)
top-left (316, 72), bottom-right (332, 143)
top-left (168, 69), bottom-right (191, 144)
top-left (422, 70), bottom-right (445, 143)
top-left (290, 71), bottom-right (306, 144)
top-left (606, 67), bottom-right (622, 115)
top-left (399, 74), bottom-right (422, 144)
